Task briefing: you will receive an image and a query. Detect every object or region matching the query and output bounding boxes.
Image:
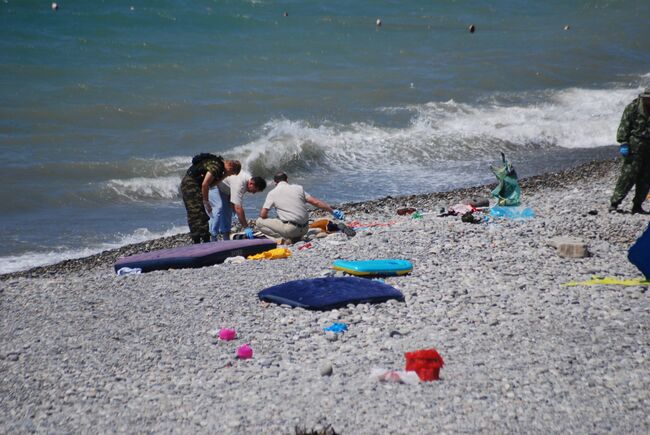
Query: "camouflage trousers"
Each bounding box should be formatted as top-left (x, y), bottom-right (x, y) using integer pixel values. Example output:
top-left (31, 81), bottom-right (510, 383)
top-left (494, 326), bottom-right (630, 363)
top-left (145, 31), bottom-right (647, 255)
top-left (180, 175), bottom-right (210, 243)
top-left (610, 142), bottom-right (650, 208)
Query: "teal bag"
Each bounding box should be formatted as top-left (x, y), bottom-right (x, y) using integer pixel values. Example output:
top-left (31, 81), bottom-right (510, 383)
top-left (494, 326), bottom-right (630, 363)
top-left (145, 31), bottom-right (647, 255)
top-left (490, 153), bottom-right (521, 206)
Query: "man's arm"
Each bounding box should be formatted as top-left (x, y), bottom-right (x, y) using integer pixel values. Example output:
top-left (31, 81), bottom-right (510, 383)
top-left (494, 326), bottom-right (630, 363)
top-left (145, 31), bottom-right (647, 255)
top-left (201, 172), bottom-right (216, 215)
top-left (233, 204), bottom-right (248, 228)
top-left (306, 196), bottom-right (333, 213)
top-left (260, 207), bottom-right (270, 219)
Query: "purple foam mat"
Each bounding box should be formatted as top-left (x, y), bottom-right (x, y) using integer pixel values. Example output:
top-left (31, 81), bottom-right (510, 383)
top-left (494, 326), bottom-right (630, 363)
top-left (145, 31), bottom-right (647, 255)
top-left (114, 238), bottom-right (277, 273)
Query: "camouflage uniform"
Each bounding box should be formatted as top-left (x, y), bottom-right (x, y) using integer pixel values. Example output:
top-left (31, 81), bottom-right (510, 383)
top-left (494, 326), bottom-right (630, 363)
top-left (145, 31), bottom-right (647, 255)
top-left (181, 158), bottom-right (225, 243)
top-left (610, 97), bottom-right (650, 209)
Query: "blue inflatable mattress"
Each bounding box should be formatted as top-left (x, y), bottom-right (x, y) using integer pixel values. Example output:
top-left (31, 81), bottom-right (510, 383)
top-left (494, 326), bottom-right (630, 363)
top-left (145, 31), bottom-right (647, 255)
top-left (629, 222), bottom-right (650, 279)
top-left (258, 276), bottom-right (405, 310)
top-left (114, 239), bottom-right (276, 273)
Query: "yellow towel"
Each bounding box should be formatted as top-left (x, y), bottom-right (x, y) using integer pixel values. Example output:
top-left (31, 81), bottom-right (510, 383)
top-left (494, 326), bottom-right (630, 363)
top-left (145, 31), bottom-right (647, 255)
top-left (247, 247), bottom-right (292, 260)
top-left (563, 276), bottom-right (650, 287)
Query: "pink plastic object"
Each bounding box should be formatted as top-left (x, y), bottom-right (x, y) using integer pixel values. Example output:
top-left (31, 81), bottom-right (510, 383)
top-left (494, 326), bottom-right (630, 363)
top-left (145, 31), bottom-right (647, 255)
top-left (218, 328), bottom-right (237, 341)
top-left (237, 344), bottom-right (253, 359)
top-left (298, 242), bottom-right (313, 251)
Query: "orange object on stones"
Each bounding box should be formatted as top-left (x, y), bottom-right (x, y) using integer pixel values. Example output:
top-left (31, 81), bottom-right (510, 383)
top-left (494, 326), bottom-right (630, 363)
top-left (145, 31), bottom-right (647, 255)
top-left (404, 348), bottom-right (444, 381)
top-left (309, 219), bottom-right (330, 232)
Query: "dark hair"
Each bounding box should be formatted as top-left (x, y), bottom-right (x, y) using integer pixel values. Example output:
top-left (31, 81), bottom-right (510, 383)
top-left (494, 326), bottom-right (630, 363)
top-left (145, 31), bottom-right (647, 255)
top-left (273, 171), bottom-right (288, 183)
top-left (250, 176), bottom-right (267, 191)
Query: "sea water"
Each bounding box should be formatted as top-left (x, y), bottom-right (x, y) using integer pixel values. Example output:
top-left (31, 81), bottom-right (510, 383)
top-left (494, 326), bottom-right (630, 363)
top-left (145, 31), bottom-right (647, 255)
top-left (1, 0), bottom-right (649, 273)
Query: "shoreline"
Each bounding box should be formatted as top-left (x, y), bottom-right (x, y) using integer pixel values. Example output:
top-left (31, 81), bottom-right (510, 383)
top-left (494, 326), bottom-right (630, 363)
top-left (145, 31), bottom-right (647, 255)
top-left (2, 154), bottom-right (650, 433)
top-left (0, 157), bottom-right (619, 281)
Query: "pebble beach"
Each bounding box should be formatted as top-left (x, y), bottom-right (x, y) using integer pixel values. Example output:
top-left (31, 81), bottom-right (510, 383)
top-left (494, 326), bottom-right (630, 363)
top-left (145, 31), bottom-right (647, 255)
top-left (2, 158), bottom-right (649, 433)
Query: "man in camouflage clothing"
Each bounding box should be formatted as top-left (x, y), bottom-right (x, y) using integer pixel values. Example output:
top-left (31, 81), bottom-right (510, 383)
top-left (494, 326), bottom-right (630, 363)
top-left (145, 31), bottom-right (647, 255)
top-left (609, 88), bottom-right (650, 214)
top-left (181, 154), bottom-right (241, 243)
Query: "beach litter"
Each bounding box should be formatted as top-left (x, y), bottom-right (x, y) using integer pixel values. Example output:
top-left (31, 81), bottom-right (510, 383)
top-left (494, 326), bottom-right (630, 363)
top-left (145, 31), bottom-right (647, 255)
top-left (247, 247), bottom-right (291, 260)
top-left (297, 242), bottom-right (313, 251)
top-left (563, 276), bottom-right (650, 287)
top-left (396, 207), bottom-right (417, 215)
top-left (116, 267), bottom-right (142, 276)
top-left (237, 344), bottom-right (253, 359)
top-left (491, 152), bottom-right (521, 206)
top-left (370, 368), bottom-right (420, 385)
top-left (548, 236), bottom-right (589, 258)
top-left (347, 220), bottom-right (396, 230)
top-left (223, 256), bottom-right (246, 264)
top-left (323, 322), bottom-right (348, 334)
top-left (405, 348), bottom-right (445, 381)
top-left (490, 206), bottom-right (534, 220)
top-left (218, 328), bottom-right (237, 341)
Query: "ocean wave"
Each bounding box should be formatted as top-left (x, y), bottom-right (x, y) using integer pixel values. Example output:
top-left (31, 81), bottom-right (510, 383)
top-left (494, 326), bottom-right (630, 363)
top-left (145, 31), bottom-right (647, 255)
top-left (3, 85), bottom-right (642, 205)
top-left (104, 176), bottom-right (181, 201)
top-left (0, 226), bottom-right (187, 275)
top-left (235, 85), bottom-right (640, 177)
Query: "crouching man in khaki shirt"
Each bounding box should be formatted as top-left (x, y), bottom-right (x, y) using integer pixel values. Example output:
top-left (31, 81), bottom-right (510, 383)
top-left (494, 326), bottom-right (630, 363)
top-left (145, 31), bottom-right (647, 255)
top-left (256, 172), bottom-right (343, 243)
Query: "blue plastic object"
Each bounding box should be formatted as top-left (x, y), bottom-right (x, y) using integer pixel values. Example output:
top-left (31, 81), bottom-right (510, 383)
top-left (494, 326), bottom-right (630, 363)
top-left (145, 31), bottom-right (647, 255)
top-left (490, 206), bottom-right (535, 220)
top-left (258, 276), bottom-right (405, 310)
top-left (332, 209), bottom-right (345, 220)
top-left (619, 143), bottom-right (630, 157)
top-left (628, 222), bottom-right (650, 279)
top-left (244, 227), bottom-right (254, 239)
top-left (323, 322), bottom-right (348, 333)
top-left (332, 259), bottom-right (413, 276)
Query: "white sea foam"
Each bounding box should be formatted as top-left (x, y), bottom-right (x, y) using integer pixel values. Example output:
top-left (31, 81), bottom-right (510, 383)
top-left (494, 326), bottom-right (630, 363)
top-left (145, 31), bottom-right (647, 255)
top-left (231, 86), bottom-right (641, 176)
top-left (100, 85), bottom-right (642, 201)
top-left (105, 176), bottom-right (182, 201)
top-left (0, 226), bottom-right (187, 275)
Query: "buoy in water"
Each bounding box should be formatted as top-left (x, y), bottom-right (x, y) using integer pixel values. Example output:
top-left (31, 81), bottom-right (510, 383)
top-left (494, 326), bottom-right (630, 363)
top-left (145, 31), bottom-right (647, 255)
top-left (376, 18), bottom-right (382, 27)
top-left (51, 2), bottom-right (58, 11)
top-left (468, 24), bottom-right (476, 33)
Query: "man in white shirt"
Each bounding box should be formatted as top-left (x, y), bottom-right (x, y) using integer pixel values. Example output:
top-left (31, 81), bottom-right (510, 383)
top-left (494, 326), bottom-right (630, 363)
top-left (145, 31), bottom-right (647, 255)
top-left (255, 172), bottom-right (344, 243)
top-left (208, 172), bottom-right (266, 240)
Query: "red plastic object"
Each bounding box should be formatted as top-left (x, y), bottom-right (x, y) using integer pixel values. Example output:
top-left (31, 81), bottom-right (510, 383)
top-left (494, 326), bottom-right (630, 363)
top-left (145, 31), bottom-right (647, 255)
top-left (404, 348), bottom-right (444, 381)
top-left (237, 344), bottom-right (253, 359)
top-left (219, 328), bottom-right (237, 341)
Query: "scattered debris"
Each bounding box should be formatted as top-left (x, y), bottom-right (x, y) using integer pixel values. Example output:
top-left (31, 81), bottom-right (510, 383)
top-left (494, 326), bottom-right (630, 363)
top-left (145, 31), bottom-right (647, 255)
top-left (219, 328), bottom-right (237, 341)
top-left (548, 236), bottom-right (589, 258)
top-left (237, 344), bottom-right (253, 359)
top-left (404, 348), bottom-right (444, 381)
top-left (323, 322), bottom-right (348, 333)
top-left (370, 368), bottom-right (420, 385)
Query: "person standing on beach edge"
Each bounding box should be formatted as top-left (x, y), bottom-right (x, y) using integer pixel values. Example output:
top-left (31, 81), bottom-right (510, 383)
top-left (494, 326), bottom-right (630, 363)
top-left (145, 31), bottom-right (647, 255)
top-left (609, 88), bottom-right (650, 214)
top-left (180, 153), bottom-right (241, 244)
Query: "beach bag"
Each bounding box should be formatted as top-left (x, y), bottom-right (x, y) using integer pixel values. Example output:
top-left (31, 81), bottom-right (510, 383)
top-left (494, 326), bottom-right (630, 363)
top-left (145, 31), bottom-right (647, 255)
top-left (490, 152), bottom-right (521, 206)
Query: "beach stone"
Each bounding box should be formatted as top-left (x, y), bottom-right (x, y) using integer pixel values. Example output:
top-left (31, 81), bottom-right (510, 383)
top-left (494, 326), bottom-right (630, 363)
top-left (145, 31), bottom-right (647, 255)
top-left (548, 236), bottom-right (589, 258)
top-left (324, 331), bottom-right (338, 342)
top-left (319, 362), bottom-right (333, 376)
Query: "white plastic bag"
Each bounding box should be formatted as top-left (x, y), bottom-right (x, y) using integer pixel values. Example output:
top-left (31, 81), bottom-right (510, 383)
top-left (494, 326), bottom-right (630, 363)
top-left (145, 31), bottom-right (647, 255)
top-left (370, 368), bottom-right (420, 385)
